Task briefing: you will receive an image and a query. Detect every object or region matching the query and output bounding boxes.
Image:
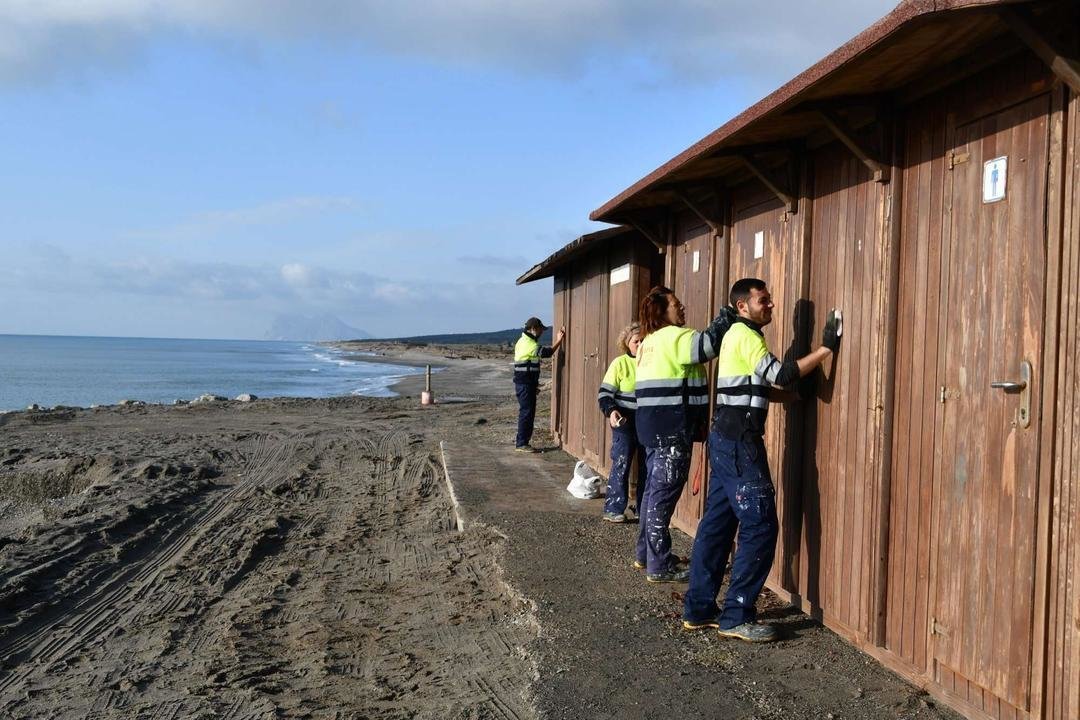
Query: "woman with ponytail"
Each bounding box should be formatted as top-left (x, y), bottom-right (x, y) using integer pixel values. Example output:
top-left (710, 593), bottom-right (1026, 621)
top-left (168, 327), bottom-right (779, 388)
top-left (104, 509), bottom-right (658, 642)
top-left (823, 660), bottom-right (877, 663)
top-left (632, 287), bottom-right (735, 582)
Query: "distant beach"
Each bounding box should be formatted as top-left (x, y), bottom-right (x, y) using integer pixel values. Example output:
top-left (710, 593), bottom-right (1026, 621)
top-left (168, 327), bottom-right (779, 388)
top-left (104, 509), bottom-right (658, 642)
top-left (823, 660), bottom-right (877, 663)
top-left (0, 334), bottom-right (430, 411)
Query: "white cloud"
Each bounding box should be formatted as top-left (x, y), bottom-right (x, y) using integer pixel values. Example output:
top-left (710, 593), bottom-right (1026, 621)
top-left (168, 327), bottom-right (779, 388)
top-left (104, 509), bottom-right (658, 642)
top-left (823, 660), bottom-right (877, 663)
top-left (2, 247), bottom-right (553, 336)
top-left (0, 1), bottom-right (899, 86)
top-left (280, 262), bottom-right (316, 288)
top-left (457, 254), bottom-right (529, 270)
top-left (372, 282), bottom-right (417, 304)
top-left (127, 196), bottom-right (360, 243)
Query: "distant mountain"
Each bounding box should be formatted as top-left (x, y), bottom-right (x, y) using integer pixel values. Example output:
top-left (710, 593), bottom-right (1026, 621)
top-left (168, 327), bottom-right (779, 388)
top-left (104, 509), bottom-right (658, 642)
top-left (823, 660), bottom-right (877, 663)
top-left (265, 314), bottom-right (371, 342)
top-left (371, 328), bottom-right (551, 345)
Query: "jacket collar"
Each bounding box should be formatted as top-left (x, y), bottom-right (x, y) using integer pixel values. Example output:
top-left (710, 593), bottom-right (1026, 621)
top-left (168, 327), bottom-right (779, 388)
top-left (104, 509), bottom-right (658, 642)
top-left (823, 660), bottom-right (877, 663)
top-left (735, 316), bottom-right (765, 336)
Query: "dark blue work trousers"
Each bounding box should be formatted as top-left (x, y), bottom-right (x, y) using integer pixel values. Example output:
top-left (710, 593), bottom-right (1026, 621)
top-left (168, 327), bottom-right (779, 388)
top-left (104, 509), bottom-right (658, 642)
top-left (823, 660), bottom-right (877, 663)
top-left (683, 432), bottom-right (779, 629)
top-left (514, 381), bottom-right (538, 448)
top-left (603, 427), bottom-right (645, 515)
top-left (635, 438), bottom-right (691, 575)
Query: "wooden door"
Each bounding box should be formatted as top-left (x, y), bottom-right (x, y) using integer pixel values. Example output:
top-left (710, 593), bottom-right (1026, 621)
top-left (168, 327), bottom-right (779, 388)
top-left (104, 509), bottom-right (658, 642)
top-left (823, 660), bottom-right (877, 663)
top-left (565, 268), bottom-right (588, 457)
top-left (580, 261), bottom-right (606, 467)
top-left (728, 189), bottom-right (796, 591)
top-left (930, 92), bottom-right (1051, 712)
top-left (669, 218), bottom-right (713, 535)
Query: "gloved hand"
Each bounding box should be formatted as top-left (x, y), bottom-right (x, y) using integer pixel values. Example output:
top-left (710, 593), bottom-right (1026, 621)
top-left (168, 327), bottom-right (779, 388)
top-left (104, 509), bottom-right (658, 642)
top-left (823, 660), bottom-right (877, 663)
top-left (707, 305), bottom-right (738, 338)
top-left (822, 308), bottom-right (843, 352)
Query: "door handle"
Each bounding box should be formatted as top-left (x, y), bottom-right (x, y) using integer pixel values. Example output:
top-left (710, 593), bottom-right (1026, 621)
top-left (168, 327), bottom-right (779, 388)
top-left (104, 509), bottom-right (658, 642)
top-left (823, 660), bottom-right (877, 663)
top-left (990, 360), bottom-right (1032, 428)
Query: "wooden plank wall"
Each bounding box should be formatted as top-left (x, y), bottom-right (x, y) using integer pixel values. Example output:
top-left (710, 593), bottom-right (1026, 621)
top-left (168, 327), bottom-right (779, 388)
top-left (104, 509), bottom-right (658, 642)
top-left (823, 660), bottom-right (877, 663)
top-left (1046, 87), bottom-right (1079, 720)
top-left (797, 141), bottom-right (889, 643)
top-left (550, 236), bottom-right (660, 479)
top-left (552, 276), bottom-right (569, 446)
top-left (725, 183), bottom-right (803, 597)
top-left (669, 213), bottom-right (716, 536)
top-left (580, 254), bottom-right (608, 469)
top-left (563, 264), bottom-right (589, 461)
top-left (599, 237), bottom-right (654, 476)
top-left (886, 94), bottom-right (946, 673)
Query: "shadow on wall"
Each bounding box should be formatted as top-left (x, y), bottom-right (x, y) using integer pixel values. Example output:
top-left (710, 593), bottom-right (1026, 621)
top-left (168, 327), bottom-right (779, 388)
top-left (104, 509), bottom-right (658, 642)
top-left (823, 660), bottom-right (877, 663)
top-left (779, 298), bottom-right (838, 612)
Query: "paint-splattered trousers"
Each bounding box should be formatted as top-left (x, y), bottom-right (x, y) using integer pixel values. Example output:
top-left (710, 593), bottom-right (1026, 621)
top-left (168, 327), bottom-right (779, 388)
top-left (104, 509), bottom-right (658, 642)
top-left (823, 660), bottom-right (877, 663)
top-left (603, 427), bottom-right (645, 515)
top-left (635, 437), bottom-right (692, 575)
top-left (514, 381), bottom-right (537, 448)
top-left (683, 432), bottom-right (778, 629)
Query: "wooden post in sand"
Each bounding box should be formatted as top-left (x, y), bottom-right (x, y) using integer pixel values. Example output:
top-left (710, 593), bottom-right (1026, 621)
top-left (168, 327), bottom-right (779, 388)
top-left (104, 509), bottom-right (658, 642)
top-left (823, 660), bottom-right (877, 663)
top-left (421, 365), bottom-right (434, 405)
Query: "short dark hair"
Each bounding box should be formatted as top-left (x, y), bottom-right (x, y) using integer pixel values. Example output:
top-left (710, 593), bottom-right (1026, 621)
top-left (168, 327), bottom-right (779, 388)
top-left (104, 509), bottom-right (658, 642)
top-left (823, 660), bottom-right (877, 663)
top-left (729, 278), bottom-right (767, 308)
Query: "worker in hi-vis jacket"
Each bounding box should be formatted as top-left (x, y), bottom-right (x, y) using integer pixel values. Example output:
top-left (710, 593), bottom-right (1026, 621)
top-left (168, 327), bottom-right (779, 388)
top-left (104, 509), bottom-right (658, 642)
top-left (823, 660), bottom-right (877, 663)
top-left (682, 277), bottom-right (841, 643)
top-left (512, 317), bottom-right (564, 453)
top-left (596, 321), bottom-right (644, 524)
top-left (633, 287), bottom-right (737, 583)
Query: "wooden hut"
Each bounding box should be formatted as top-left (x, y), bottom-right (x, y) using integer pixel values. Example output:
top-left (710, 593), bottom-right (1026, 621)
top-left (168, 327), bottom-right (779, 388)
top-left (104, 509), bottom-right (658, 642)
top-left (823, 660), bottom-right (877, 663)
top-left (528, 1), bottom-right (1080, 718)
top-left (517, 226), bottom-right (662, 475)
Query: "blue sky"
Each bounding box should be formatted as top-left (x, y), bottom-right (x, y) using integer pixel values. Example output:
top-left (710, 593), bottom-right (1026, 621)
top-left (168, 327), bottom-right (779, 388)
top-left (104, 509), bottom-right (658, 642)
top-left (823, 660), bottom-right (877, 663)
top-left (0, 1), bottom-right (896, 339)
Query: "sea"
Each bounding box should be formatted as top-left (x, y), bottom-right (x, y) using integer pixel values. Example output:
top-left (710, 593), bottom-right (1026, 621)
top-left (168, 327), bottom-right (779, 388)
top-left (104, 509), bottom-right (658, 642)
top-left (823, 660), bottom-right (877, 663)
top-left (0, 335), bottom-right (429, 412)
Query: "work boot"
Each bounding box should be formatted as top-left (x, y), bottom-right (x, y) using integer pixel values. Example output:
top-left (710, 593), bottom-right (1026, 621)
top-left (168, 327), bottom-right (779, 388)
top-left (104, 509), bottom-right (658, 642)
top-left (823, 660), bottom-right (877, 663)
top-left (716, 622), bottom-right (779, 643)
top-left (602, 511), bottom-right (626, 524)
top-left (514, 444), bottom-right (538, 453)
top-left (645, 567), bottom-right (690, 583)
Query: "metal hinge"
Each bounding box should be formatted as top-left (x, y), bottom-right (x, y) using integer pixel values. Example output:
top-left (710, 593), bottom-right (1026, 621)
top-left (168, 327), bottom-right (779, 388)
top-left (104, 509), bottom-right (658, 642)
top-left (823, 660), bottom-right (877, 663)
top-left (939, 386), bottom-right (960, 403)
top-left (947, 150), bottom-right (970, 170)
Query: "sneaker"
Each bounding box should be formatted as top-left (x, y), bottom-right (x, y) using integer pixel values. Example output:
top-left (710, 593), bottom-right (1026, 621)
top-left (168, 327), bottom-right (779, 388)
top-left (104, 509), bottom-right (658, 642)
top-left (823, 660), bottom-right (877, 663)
top-left (716, 622), bottom-right (779, 643)
top-left (646, 567), bottom-right (690, 583)
top-left (631, 558), bottom-right (646, 570)
top-left (682, 616), bottom-right (722, 631)
top-left (514, 444), bottom-right (538, 453)
top-left (602, 512), bottom-right (626, 524)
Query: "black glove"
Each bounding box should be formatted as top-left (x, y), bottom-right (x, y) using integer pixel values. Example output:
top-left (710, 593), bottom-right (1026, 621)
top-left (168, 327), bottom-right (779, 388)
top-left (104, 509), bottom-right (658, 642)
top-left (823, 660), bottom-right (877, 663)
top-left (695, 306), bottom-right (739, 363)
top-left (822, 308), bottom-right (842, 352)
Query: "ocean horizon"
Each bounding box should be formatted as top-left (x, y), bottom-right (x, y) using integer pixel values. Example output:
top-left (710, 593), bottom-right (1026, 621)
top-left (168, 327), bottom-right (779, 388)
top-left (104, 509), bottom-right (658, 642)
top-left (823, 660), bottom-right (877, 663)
top-left (0, 334), bottom-right (426, 411)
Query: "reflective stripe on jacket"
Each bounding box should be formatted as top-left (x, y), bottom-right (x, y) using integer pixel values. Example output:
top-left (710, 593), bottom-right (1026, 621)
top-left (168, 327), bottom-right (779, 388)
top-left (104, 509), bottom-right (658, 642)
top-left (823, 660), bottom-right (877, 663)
top-left (712, 320), bottom-right (795, 439)
top-left (598, 353), bottom-right (637, 420)
top-left (634, 325), bottom-right (708, 447)
top-left (513, 332), bottom-right (552, 384)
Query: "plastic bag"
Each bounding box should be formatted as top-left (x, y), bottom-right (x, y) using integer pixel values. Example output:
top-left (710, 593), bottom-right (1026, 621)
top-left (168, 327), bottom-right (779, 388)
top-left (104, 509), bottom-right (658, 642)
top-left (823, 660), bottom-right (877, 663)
top-left (566, 460), bottom-right (603, 499)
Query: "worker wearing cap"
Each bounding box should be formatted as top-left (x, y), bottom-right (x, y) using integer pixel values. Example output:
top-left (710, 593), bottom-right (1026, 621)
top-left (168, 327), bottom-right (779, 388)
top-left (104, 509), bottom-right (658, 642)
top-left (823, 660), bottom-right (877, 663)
top-left (682, 278), bottom-right (841, 643)
top-left (513, 317), bottom-right (565, 453)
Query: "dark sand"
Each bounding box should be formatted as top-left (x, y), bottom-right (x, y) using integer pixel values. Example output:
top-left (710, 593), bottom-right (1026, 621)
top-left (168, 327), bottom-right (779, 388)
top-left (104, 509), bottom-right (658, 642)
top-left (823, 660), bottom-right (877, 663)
top-left (0, 343), bottom-right (958, 719)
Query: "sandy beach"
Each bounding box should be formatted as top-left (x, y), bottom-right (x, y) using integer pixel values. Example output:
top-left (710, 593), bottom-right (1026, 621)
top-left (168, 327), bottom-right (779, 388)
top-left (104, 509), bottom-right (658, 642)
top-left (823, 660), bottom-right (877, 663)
top-left (0, 343), bottom-right (958, 719)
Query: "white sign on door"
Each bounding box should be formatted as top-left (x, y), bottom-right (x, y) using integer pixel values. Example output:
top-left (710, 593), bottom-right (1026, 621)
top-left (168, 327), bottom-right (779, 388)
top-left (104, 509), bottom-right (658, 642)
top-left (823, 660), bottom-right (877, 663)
top-left (754, 231), bottom-right (764, 259)
top-left (983, 156), bottom-right (1007, 203)
top-left (609, 263), bottom-right (630, 285)
top-left (692, 250), bottom-right (700, 273)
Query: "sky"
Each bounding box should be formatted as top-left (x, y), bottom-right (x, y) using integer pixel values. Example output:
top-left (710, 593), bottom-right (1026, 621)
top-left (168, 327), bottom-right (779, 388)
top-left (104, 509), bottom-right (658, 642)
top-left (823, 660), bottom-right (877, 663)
top-left (0, 0), bottom-right (898, 340)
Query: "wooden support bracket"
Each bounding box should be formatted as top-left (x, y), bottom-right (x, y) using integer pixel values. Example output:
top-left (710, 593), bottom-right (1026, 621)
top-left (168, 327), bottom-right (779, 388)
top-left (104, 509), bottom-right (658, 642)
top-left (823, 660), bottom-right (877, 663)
top-left (673, 189), bottom-right (722, 235)
top-left (626, 219), bottom-right (666, 254)
top-left (998, 7), bottom-right (1080, 95)
top-left (816, 109), bottom-right (890, 183)
top-left (738, 153), bottom-right (797, 214)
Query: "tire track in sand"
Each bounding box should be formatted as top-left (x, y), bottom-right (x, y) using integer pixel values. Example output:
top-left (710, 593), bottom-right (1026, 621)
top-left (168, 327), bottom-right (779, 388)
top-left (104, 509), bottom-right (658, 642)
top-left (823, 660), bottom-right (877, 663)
top-left (0, 434), bottom-right (301, 704)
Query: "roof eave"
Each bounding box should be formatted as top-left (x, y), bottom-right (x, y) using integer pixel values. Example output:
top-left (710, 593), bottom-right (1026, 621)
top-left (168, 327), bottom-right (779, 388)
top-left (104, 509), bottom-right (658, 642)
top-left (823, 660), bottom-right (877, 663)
top-left (590, 0), bottom-right (1034, 222)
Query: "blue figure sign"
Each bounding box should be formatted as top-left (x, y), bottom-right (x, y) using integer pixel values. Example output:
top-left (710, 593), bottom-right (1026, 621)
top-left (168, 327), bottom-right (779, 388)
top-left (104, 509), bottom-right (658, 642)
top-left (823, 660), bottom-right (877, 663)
top-left (983, 156), bottom-right (1007, 203)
